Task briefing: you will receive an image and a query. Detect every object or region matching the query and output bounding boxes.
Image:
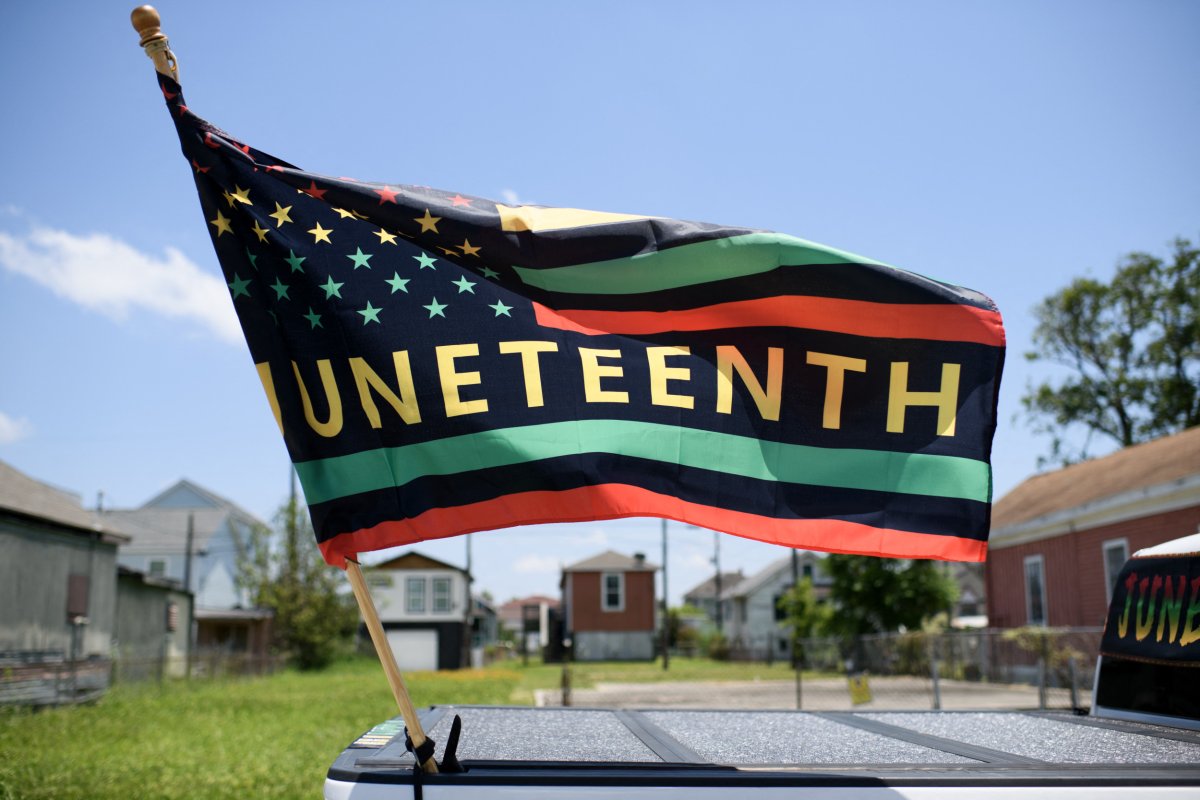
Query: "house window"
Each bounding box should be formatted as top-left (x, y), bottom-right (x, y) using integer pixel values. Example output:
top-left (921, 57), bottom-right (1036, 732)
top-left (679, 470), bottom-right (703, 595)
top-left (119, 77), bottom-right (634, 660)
top-left (148, 558), bottom-right (167, 577)
top-left (432, 577), bottom-right (452, 613)
top-left (802, 563), bottom-right (813, 579)
top-left (1102, 539), bottom-right (1129, 603)
top-left (1024, 555), bottom-right (1047, 626)
top-left (406, 577), bottom-right (426, 613)
top-left (601, 572), bottom-right (624, 612)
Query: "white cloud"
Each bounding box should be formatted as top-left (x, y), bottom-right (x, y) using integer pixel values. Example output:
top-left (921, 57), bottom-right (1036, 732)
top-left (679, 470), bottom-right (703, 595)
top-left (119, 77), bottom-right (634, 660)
top-left (512, 553), bottom-right (561, 574)
top-left (0, 226), bottom-right (242, 344)
top-left (500, 188), bottom-right (523, 206)
top-left (0, 411), bottom-right (33, 444)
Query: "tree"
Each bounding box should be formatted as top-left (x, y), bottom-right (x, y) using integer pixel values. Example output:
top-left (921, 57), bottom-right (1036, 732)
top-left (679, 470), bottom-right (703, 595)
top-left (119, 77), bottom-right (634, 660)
top-left (821, 555), bottom-right (958, 637)
top-left (776, 577), bottom-right (832, 665)
top-left (1023, 236), bottom-right (1199, 465)
top-left (239, 498), bottom-right (359, 670)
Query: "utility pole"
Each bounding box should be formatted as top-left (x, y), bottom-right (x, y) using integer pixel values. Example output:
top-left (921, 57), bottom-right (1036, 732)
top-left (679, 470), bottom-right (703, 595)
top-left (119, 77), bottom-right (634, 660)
top-left (660, 518), bottom-right (669, 670)
top-left (184, 511), bottom-right (195, 679)
top-left (464, 533), bottom-right (473, 668)
top-left (713, 532), bottom-right (723, 635)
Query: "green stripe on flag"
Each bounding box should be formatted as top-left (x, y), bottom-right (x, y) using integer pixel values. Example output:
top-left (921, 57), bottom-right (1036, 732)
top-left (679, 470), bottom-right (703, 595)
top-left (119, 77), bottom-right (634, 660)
top-left (294, 420), bottom-right (989, 506)
top-left (512, 232), bottom-right (891, 295)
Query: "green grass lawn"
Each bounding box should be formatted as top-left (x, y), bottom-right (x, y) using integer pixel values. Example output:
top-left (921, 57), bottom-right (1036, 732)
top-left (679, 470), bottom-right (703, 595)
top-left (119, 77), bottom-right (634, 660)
top-left (0, 656), bottom-right (806, 800)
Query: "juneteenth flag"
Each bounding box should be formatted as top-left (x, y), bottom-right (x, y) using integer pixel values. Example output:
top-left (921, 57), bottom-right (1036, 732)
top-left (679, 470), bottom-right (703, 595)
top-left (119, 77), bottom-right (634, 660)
top-left (159, 74), bottom-right (1005, 567)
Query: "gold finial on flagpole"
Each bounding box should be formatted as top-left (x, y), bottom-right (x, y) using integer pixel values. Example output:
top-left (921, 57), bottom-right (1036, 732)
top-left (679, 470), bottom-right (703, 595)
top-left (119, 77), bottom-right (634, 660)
top-left (130, 6), bottom-right (178, 81)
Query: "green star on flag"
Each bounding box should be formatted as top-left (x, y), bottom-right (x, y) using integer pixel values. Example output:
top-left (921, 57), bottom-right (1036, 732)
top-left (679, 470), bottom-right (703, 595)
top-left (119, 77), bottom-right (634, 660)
top-left (452, 276), bottom-right (476, 294)
top-left (358, 301), bottom-right (382, 324)
top-left (228, 274), bottom-right (252, 299)
top-left (320, 276), bottom-right (344, 299)
top-left (423, 298), bottom-right (447, 318)
top-left (385, 273), bottom-right (410, 294)
top-left (489, 300), bottom-right (512, 317)
top-left (285, 250), bottom-right (306, 272)
top-left (303, 308), bottom-right (323, 329)
top-left (347, 247), bottom-right (373, 269)
top-left (414, 253), bottom-right (437, 270)
top-left (270, 277), bottom-right (290, 300)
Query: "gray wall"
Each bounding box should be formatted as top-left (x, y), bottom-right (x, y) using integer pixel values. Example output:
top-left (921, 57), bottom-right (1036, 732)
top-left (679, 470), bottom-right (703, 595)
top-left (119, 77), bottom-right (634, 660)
top-left (114, 576), bottom-right (192, 679)
top-left (0, 516), bottom-right (118, 658)
top-left (575, 630), bottom-right (655, 661)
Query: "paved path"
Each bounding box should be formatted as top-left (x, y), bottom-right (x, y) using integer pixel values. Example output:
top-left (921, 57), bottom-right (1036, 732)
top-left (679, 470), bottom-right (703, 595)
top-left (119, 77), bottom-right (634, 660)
top-left (536, 676), bottom-right (1078, 711)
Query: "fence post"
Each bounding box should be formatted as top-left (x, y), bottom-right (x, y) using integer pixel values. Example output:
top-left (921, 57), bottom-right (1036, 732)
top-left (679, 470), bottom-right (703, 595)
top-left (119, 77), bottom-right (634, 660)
top-left (929, 636), bottom-right (941, 710)
top-left (1068, 655), bottom-right (1078, 710)
top-left (1037, 632), bottom-right (1048, 709)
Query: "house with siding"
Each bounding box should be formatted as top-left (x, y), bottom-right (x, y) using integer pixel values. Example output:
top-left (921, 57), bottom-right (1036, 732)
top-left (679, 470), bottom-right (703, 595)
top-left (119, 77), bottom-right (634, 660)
top-left (365, 551), bottom-right (470, 671)
top-left (0, 460), bottom-right (129, 703)
top-left (986, 427), bottom-right (1200, 629)
top-left (103, 479), bottom-right (272, 657)
top-left (719, 552), bottom-right (831, 660)
top-left (561, 550), bottom-right (658, 661)
top-left (114, 566), bottom-right (193, 680)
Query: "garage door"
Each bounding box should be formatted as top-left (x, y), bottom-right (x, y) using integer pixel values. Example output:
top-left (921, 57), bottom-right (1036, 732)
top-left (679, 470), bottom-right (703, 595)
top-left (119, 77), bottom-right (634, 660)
top-left (386, 629), bottom-right (439, 671)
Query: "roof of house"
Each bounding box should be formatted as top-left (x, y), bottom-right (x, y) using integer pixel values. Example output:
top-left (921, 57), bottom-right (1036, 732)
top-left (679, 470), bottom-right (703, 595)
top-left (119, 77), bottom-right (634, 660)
top-left (0, 459), bottom-right (128, 544)
top-left (562, 549), bottom-right (658, 573)
top-left (682, 571), bottom-right (745, 600)
top-left (992, 426), bottom-right (1200, 531)
top-left (101, 478), bottom-right (264, 555)
top-left (370, 550), bottom-right (466, 573)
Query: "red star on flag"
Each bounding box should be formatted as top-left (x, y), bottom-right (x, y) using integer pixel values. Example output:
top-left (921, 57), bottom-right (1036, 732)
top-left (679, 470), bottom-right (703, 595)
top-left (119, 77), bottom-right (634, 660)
top-left (302, 181), bottom-right (328, 200)
top-left (375, 186), bottom-right (400, 204)
top-left (450, 194), bottom-right (472, 207)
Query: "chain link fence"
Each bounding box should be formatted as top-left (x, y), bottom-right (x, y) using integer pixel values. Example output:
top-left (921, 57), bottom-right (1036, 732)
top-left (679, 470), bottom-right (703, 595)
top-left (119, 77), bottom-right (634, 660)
top-left (1, 649), bottom-right (286, 707)
top-left (767, 627), bottom-right (1102, 711)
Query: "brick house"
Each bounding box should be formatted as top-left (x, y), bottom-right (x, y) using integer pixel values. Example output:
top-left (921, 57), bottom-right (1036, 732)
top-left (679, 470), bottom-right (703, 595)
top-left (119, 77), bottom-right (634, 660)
top-left (561, 550), bottom-right (658, 661)
top-left (986, 427), bottom-right (1200, 629)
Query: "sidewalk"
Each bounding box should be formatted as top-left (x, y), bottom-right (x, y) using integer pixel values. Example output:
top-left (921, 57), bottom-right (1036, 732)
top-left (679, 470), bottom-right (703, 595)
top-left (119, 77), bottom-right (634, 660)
top-left (536, 675), bottom-right (1080, 710)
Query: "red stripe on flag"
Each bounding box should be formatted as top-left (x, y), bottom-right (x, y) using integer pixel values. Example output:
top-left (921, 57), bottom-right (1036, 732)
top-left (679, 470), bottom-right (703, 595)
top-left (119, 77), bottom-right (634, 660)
top-left (533, 296), bottom-right (1005, 345)
top-left (320, 484), bottom-right (987, 567)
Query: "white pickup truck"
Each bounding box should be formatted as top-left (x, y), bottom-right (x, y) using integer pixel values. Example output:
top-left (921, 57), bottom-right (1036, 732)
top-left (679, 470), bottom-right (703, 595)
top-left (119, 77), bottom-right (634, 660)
top-left (325, 535), bottom-right (1200, 799)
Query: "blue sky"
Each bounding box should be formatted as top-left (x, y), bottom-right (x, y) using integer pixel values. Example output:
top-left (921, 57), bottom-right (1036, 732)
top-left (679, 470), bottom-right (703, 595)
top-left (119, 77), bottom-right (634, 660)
top-left (1, 1), bottom-right (1197, 604)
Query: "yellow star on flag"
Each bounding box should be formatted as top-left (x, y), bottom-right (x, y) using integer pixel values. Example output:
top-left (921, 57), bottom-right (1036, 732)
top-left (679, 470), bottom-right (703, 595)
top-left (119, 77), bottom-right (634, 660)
top-left (251, 220), bottom-right (270, 243)
top-left (459, 239), bottom-right (482, 257)
top-left (373, 229), bottom-right (399, 245)
top-left (414, 209), bottom-right (441, 233)
top-left (269, 202), bottom-right (293, 227)
top-left (308, 222), bottom-right (333, 244)
top-left (229, 185), bottom-right (252, 205)
top-left (332, 207), bottom-right (357, 219)
top-left (209, 210), bottom-right (233, 237)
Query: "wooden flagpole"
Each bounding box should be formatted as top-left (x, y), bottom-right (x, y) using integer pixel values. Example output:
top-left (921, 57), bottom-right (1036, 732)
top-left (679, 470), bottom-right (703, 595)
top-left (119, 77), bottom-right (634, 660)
top-left (130, 5), bottom-right (438, 775)
top-left (344, 558), bottom-right (439, 773)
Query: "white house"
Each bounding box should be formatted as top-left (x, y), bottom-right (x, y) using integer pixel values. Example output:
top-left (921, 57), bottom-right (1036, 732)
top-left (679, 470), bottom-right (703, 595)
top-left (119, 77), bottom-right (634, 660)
top-left (365, 551), bottom-right (470, 671)
top-left (103, 479), bottom-right (271, 656)
top-left (720, 552), bottom-right (830, 660)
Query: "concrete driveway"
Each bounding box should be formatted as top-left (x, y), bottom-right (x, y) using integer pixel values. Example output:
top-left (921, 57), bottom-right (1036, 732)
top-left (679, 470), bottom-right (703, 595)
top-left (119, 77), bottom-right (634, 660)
top-left (536, 676), bottom-right (1079, 711)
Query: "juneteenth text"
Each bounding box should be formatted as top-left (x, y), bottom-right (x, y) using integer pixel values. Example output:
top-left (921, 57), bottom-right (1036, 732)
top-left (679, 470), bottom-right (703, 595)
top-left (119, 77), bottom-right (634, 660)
top-left (255, 342), bottom-right (963, 439)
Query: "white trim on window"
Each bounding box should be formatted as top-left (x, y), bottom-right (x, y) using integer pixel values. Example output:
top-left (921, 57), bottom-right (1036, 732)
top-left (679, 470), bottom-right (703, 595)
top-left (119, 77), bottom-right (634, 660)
top-left (1102, 538), bottom-right (1130, 604)
top-left (601, 572), bottom-right (625, 612)
top-left (432, 577), bottom-right (452, 613)
top-left (1024, 554), bottom-right (1047, 626)
top-left (406, 576), bottom-right (427, 614)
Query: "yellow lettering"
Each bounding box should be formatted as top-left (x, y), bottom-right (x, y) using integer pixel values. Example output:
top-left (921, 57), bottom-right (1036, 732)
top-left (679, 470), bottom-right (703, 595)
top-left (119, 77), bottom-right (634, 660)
top-left (255, 362), bottom-right (284, 435)
top-left (349, 353), bottom-right (422, 427)
top-left (1135, 576), bottom-right (1160, 642)
top-left (291, 359), bottom-right (343, 437)
top-left (499, 340), bottom-right (559, 408)
top-left (715, 346), bottom-right (783, 421)
top-left (436, 344), bottom-right (489, 417)
top-left (806, 352), bottom-right (867, 429)
top-left (887, 362), bottom-right (960, 436)
top-left (578, 347), bottom-right (629, 403)
top-left (647, 346), bottom-right (694, 409)
top-left (1157, 575), bottom-right (1186, 643)
top-left (1180, 577), bottom-right (1200, 647)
